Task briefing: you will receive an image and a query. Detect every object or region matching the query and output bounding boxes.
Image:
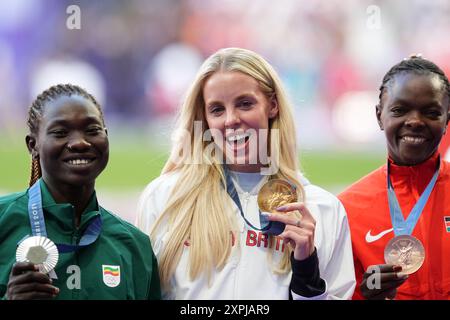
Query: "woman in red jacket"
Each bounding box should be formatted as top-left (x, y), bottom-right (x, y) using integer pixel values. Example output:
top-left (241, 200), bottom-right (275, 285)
top-left (339, 55), bottom-right (450, 300)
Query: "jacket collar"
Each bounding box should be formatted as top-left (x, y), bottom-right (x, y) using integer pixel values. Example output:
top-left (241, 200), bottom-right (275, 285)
top-left (387, 152), bottom-right (441, 194)
top-left (37, 179), bottom-right (100, 231)
top-left (388, 152), bottom-right (440, 176)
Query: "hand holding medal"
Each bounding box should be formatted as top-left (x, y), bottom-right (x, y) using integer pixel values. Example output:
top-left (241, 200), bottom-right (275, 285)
top-left (258, 179), bottom-right (316, 261)
top-left (16, 236), bottom-right (59, 274)
top-left (9, 231), bottom-right (60, 300)
top-left (6, 261), bottom-right (60, 300)
top-left (381, 159), bottom-right (431, 277)
top-left (360, 159), bottom-right (438, 300)
top-left (360, 264), bottom-right (409, 300)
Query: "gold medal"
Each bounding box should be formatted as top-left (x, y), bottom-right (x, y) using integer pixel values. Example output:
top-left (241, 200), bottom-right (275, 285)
top-left (16, 236), bottom-right (59, 274)
top-left (257, 179), bottom-right (297, 214)
top-left (384, 235), bottom-right (425, 275)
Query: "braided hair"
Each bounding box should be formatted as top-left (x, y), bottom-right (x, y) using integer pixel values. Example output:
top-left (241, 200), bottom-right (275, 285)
top-left (378, 55), bottom-right (450, 104)
top-left (27, 84), bottom-right (104, 186)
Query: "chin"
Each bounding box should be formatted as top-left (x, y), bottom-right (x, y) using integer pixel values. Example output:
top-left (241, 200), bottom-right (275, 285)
top-left (401, 155), bottom-right (428, 166)
top-left (64, 174), bottom-right (98, 187)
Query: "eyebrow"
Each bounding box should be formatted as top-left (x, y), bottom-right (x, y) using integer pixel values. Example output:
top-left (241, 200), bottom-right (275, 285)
top-left (46, 117), bottom-right (103, 127)
top-left (234, 93), bottom-right (257, 101)
top-left (206, 93), bottom-right (257, 106)
top-left (390, 97), bottom-right (443, 107)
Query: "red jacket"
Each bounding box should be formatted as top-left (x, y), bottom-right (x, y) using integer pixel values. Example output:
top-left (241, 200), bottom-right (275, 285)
top-left (339, 153), bottom-right (450, 299)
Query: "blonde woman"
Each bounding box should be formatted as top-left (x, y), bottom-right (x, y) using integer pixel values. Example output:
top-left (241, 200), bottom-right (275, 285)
top-left (136, 48), bottom-right (355, 299)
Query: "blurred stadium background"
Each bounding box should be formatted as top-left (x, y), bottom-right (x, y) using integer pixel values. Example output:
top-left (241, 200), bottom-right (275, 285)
top-left (1, 0), bottom-right (450, 223)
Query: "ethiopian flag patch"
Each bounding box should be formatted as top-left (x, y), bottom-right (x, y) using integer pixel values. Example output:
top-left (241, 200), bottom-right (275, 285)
top-left (102, 265), bottom-right (121, 287)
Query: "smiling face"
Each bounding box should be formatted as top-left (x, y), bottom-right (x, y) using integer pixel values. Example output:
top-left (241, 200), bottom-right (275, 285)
top-left (26, 95), bottom-right (109, 189)
top-left (377, 73), bottom-right (450, 166)
top-left (203, 71), bottom-right (278, 172)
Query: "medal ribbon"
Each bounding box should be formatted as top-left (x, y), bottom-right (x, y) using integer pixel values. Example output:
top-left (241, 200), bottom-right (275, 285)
top-left (387, 158), bottom-right (440, 236)
top-left (222, 166), bottom-right (285, 235)
top-left (28, 180), bottom-right (48, 237)
top-left (28, 179), bottom-right (102, 253)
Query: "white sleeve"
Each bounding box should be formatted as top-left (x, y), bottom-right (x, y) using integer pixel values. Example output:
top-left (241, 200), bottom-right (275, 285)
top-left (135, 173), bottom-right (179, 256)
top-left (320, 200), bottom-right (356, 300)
top-left (292, 186), bottom-right (356, 300)
top-left (136, 180), bottom-right (160, 235)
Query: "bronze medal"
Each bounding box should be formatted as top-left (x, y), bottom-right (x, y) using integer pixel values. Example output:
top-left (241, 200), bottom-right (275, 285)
top-left (384, 235), bottom-right (425, 275)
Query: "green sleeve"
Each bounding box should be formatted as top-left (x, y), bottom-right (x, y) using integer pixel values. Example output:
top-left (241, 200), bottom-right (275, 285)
top-left (0, 285), bottom-right (7, 300)
top-left (130, 229), bottom-right (161, 300)
top-left (147, 253), bottom-right (161, 300)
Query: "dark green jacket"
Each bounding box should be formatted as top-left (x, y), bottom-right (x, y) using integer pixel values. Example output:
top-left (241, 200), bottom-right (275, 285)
top-left (0, 180), bottom-right (160, 300)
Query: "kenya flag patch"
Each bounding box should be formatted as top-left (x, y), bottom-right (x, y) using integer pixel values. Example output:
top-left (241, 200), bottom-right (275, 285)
top-left (445, 216), bottom-right (450, 233)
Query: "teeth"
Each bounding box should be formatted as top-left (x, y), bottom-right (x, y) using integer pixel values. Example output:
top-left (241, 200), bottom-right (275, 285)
top-left (67, 159), bottom-right (92, 165)
top-left (227, 133), bottom-right (251, 143)
top-left (402, 136), bottom-right (425, 144)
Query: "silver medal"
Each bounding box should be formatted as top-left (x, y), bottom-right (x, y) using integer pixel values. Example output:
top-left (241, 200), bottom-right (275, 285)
top-left (16, 236), bottom-right (59, 274)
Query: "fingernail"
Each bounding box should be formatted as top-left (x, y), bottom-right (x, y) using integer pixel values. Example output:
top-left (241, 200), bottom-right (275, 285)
top-left (276, 206), bottom-right (287, 211)
top-left (260, 212), bottom-right (271, 217)
top-left (397, 272), bottom-right (408, 279)
top-left (54, 287), bottom-right (59, 294)
top-left (393, 265), bottom-right (402, 272)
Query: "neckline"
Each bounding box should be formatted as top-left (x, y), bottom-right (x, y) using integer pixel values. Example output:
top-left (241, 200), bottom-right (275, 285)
top-left (36, 179), bottom-right (100, 230)
top-left (229, 171), bottom-right (269, 195)
top-left (388, 152), bottom-right (440, 178)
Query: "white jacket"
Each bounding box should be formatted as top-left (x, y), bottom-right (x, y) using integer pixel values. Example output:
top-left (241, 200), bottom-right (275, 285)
top-left (136, 171), bottom-right (355, 300)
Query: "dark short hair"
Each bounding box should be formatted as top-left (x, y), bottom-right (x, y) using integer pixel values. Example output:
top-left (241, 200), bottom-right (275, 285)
top-left (378, 56), bottom-right (450, 105)
top-left (27, 83), bottom-right (104, 134)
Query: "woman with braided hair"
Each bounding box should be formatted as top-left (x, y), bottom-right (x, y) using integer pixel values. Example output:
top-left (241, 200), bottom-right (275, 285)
top-left (0, 84), bottom-right (160, 300)
top-left (339, 55), bottom-right (450, 300)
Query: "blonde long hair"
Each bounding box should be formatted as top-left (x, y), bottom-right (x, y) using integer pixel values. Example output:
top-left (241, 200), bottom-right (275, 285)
top-left (151, 48), bottom-right (305, 289)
